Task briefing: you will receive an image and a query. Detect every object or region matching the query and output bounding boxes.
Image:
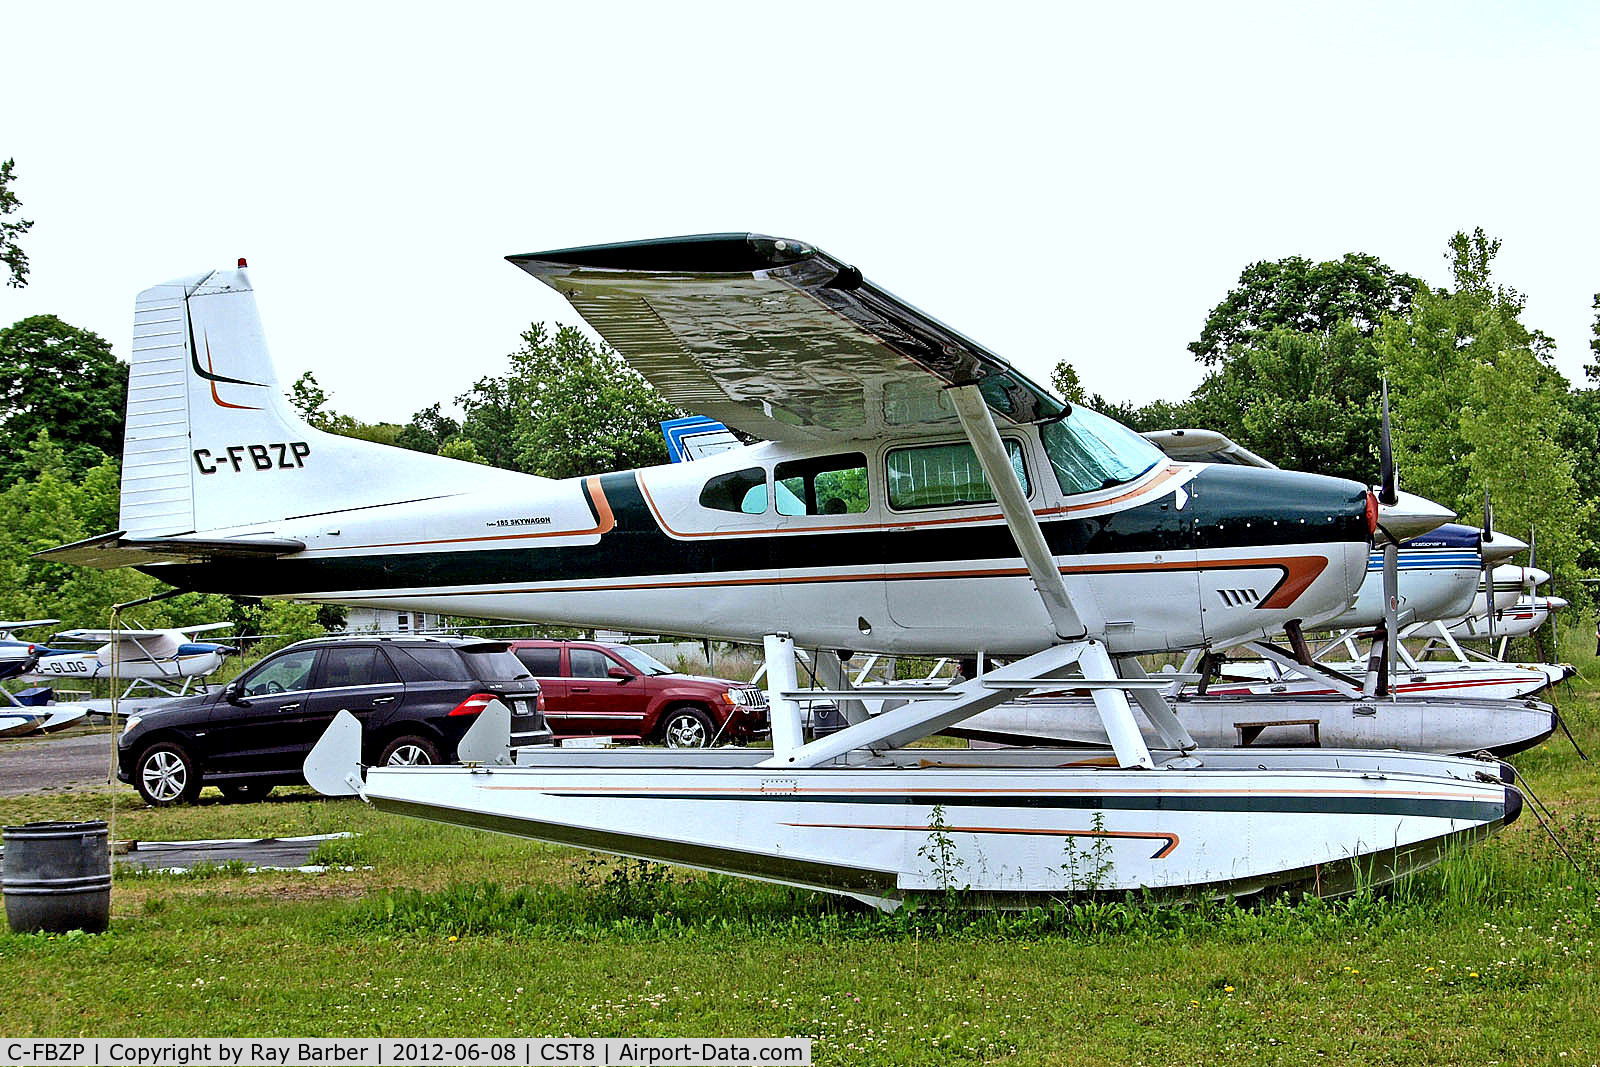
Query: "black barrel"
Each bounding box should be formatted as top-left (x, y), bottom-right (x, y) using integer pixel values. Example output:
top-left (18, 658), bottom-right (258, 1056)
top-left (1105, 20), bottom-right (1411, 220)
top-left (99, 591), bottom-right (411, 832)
top-left (2, 821), bottom-right (111, 934)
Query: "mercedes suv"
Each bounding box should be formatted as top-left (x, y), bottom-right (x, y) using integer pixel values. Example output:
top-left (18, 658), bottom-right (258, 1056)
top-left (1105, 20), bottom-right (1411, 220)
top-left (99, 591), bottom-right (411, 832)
top-left (118, 635), bottom-right (549, 806)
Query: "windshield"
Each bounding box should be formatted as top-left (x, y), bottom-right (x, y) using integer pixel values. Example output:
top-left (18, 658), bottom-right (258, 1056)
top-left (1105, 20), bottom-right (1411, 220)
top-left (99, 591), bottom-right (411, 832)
top-left (612, 645), bottom-right (674, 676)
top-left (1039, 406), bottom-right (1164, 496)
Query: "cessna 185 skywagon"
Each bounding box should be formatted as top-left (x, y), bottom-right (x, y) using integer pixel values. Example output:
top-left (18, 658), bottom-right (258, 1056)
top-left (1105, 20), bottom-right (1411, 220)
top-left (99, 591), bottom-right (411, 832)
top-left (49, 236), bottom-right (1520, 907)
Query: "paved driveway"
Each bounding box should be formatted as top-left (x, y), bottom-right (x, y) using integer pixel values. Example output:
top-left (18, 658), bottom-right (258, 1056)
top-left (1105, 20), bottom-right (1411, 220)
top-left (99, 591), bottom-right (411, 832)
top-left (0, 730), bottom-right (118, 797)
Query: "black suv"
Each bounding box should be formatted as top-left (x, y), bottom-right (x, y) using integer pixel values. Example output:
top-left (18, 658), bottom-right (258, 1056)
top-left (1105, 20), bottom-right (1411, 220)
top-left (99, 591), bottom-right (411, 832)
top-left (118, 636), bottom-right (549, 806)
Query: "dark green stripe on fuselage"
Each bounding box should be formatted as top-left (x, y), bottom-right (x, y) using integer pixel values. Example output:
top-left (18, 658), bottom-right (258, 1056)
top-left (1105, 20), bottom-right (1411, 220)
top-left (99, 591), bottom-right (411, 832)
top-left (141, 465), bottom-right (1370, 597)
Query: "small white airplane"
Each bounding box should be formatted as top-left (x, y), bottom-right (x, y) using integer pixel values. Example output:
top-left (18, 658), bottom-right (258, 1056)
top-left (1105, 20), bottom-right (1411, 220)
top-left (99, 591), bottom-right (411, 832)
top-left (21, 624), bottom-right (238, 695)
top-left (1447, 593), bottom-right (1568, 642)
top-left (49, 238), bottom-right (1519, 908)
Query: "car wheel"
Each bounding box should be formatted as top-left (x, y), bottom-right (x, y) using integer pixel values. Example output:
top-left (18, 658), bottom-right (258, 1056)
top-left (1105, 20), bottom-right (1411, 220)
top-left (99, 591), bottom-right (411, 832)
top-left (661, 706), bottom-right (716, 748)
top-left (218, 782), bottom-right (274, 803)
top-left (134, 742), bottom-right (203, 806)
top-left (379, 735), bottom-right (440, 766)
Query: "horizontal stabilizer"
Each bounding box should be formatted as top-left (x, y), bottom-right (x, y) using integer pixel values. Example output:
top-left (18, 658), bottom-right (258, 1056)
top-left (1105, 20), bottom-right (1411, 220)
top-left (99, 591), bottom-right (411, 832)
top-left (34, 530), bottom-right (305, 569)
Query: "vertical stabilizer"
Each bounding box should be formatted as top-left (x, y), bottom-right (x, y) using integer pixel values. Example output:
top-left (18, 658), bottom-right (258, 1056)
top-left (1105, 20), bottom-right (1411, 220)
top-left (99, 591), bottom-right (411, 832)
top-left (119, 268), bottom-right (532, 539)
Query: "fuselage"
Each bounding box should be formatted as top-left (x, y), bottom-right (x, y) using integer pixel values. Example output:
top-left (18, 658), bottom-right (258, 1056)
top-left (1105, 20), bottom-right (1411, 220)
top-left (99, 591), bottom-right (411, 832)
top-left (143, 424), bottom-right (1374, 657)
top-left (1327, 523), bottom-right (1484, 630)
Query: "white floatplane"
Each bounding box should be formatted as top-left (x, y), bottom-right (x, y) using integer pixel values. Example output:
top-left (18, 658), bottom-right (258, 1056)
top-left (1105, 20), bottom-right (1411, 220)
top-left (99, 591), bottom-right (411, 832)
top-left (47, 238), bottom-right (1520, 905)
top-left (21, 624), bottom-right (238, 696)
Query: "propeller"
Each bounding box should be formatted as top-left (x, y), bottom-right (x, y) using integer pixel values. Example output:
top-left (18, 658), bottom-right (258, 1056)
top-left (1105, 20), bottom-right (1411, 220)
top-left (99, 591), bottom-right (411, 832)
top-left (1377, 380), bottom-right (1399, 687)
top-left (1378, 379), bottom-right (1397, 508)
top-left (1482, 490), bottom-right (1498, 653)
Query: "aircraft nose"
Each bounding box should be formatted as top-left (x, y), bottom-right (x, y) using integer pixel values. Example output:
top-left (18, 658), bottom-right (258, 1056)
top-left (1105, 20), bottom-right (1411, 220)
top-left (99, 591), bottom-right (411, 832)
top-left (1377, 491), bottom-right (1456, 542)
top-left (1480, 532), bottom-right (1527, 565)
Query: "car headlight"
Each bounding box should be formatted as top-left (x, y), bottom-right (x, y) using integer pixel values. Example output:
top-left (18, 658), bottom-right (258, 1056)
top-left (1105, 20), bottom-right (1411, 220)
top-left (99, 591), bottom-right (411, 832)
top-left (120, 715), bottom-right (143, 737)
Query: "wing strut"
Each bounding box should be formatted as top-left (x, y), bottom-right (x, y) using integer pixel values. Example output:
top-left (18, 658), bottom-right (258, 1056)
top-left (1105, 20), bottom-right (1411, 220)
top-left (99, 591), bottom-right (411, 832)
top-left (947, 386), bottom-right (1090, 640)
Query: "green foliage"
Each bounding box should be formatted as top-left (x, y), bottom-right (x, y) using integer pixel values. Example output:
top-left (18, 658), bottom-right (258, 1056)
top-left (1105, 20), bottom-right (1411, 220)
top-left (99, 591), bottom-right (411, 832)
top-left (1379, 228), bottom-right (1592, 597)
top-left (0, 315), bottom-right (127, 485)
top-left (1189, 252), bottom-right (1421, 366)
top-left (0, 433), bottom-right (240, 640)
top-left (1187, 323), bottom-right (1383, 483)
top-left (0, 158), bottom-right (31, 288)
top-left (286, 371), bottom-right (359, 435)
top-left (457, 323), bottom-right (679, 479)
top-left (395, 403), bottom-right (461, 455)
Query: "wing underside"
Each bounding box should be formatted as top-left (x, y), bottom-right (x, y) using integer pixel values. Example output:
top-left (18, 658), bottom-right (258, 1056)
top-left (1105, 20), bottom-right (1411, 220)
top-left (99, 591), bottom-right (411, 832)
top-left (509, 234), bottom-right (1064, 442)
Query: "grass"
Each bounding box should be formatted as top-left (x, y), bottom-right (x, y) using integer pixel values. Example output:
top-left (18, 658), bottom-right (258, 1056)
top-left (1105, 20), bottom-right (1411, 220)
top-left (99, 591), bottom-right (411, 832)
top-left (3, 683), bottom-right (1600, 1064)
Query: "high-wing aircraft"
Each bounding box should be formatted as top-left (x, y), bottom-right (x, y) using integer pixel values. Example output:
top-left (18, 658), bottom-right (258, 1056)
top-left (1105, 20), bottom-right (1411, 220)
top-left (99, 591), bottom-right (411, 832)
top-left (20, 624), bottom-right (238, 695)
top-left (51, 238), bottom-right (1519, 907)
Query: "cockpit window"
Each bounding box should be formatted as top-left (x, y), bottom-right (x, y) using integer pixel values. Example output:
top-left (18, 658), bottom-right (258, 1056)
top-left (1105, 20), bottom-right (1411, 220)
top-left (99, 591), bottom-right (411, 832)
top-left (886, 439), bottom-right (1030, 510)
top-left (775, 453), bottom-right (869, 516)
top-left (1039, 407), bottom-right (1164, 496)
top-left (700, 467), bottom-right (768, 514)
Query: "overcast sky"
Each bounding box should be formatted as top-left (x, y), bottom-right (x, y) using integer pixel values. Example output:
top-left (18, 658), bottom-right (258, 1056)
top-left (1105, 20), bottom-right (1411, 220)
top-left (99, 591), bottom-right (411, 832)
top-left (5, 2), bottom-right (1597, 424)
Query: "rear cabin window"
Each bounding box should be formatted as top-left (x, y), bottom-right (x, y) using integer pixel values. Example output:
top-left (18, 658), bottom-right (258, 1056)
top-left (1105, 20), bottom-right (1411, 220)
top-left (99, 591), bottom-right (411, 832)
top-left (319, 646), bottom-right (399, 688)
top-left (775, 453), bottom-right (869, 516)
top-left (569, 648), bottom-right (615, 678)
top-left (458, 648), bottom-right (532, 682)
top-left (389, 646), bottom-right (473, 682)
top-left (886, 439), bottom-right (1030, 510)
top-left (514, 647), bottom-right (562, 676)
top-left (700, 468), bottom-right (768, 514)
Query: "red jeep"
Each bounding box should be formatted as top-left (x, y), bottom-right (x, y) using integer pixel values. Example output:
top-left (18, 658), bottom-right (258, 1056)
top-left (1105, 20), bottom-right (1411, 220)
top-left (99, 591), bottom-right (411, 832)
top-left (507, 640), bottom-right (769, 747)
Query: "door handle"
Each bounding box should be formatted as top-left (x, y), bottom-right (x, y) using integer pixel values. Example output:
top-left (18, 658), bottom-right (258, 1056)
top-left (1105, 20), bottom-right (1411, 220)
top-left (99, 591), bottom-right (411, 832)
top-left (570, 686), bottom-right (591, 693)
top-left (373, 696), bottom-right (395, 705)
top-left (279, 702), bottom-right (300, 711)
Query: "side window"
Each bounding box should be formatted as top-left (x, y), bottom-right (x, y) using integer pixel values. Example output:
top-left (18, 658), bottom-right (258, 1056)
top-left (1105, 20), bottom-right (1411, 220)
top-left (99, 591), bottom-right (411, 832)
top-left (774, 453), bottom-right (869, 516)
top-left (699, 468), bottom-right (768, 514)
top-left (318, 646), bottom-right (398, 689)
top-left (515, 647), bottom-right (562, 676)
top-left (241, 649), bottom-right (319, 696)
top-left (569, 648), bottom-right (614, 679)
top-left (886, 439), bottom-right (1030, 510)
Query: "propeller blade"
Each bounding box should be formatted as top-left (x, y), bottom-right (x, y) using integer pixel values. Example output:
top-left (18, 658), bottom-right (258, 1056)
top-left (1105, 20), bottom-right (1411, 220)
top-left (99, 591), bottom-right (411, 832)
top-left (1484, 562), bottom-right (1498, 652)
top-left (1482, 489), bottom-right (1495, 544)
top-left (1378, 379), bottom-right (1397, 507)
top-left (1383, 539), bottom-right (1400, 686)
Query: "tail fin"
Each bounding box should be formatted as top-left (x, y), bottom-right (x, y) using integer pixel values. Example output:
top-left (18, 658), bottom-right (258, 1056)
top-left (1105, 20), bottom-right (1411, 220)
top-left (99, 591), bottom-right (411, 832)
top-left (120, 268), bottom-right (527, 538)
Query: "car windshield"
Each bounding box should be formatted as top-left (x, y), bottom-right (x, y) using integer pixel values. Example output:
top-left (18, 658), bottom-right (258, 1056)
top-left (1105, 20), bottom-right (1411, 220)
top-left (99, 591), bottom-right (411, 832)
top-left (1038, 406), bottom-right (1164, 496)
top-left (612, 645), bottom-right (674, 676)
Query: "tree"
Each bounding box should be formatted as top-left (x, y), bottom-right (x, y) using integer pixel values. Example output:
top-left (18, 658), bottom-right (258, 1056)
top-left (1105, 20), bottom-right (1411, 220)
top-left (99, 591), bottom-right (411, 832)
top-left (1586, 292), bottom-right (1600, 383)
top-left (1378, 229), bottom-right (1591, 593)
top-left (395, 403), bottom-right (461, 455)
top-left (1184, 325), bottom-right (1383, 483)
top-left (456, 373), bottom-right (522, 470)
top-left (0, 315), bottom-right (127, 485)
top-left (1190, 253), bottom-right (1422, 366)
top-left (458, 324), bottom-right (679, 479)
top-left (0, 158), bottom-right (31, 288)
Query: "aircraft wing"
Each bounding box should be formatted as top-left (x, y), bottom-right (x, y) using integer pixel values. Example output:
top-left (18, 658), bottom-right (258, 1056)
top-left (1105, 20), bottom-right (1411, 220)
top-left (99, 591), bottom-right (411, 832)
top-left (509, 234), bottom-right (1065, 442)
top-left (0, 619), bottom-right (60, 632)
top-left (34, 531), bottom-right (306, 569)
top-left (1141, 429), bottom-right (1278, 469)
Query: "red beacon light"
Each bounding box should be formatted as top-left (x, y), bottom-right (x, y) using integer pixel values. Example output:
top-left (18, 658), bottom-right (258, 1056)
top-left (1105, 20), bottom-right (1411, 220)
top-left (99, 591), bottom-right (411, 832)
top-left (237, 258), bottom-right (248, 268)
